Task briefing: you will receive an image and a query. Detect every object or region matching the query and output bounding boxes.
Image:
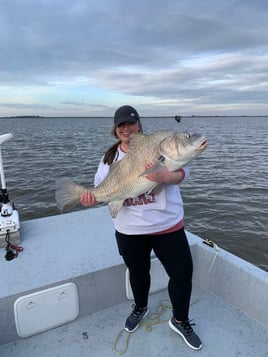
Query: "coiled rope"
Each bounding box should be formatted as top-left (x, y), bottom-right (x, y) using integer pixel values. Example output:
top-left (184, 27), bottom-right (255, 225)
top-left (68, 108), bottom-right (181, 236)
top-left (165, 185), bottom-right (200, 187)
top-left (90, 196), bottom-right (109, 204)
top-left (112, 299), bottom-right (171, 355)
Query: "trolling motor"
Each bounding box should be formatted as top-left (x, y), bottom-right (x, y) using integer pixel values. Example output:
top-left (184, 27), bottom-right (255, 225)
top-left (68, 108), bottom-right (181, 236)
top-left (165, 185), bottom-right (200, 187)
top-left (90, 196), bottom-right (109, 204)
top-left (0, 133), bottom-right (21, 260)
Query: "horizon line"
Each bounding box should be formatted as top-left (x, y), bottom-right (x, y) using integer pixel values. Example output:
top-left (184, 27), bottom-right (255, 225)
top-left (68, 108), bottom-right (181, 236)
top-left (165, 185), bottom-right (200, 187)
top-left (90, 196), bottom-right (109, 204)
top-left (1, 115), bottom-right (268, 119)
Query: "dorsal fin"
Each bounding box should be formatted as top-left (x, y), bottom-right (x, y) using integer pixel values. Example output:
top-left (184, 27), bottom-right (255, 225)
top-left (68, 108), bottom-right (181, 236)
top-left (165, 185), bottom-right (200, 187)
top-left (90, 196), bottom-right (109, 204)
top-left (109, 160), bottom-right (121, 173)
top-left (128, 133), bottom-right (147, 153)
top-left (109, 134), bottom-right (147, 174)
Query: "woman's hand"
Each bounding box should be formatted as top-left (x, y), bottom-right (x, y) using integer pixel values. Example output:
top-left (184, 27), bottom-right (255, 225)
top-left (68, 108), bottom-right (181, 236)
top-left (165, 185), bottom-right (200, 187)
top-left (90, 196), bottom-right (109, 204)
top-left (80, 190), bottom-right (96, 206)
top-left (145, 163), bottom-right (185, 184)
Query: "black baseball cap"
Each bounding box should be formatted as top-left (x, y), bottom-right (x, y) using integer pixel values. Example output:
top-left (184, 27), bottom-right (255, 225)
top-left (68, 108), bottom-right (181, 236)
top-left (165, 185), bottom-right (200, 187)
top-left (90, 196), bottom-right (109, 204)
top-left (114, 105), bottom-right (140, 126)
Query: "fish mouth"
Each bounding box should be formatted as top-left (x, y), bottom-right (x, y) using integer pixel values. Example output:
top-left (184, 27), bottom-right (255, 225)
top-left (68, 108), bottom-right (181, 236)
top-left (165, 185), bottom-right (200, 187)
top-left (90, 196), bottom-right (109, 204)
top-left (198, 137), bottom-right (207, 151)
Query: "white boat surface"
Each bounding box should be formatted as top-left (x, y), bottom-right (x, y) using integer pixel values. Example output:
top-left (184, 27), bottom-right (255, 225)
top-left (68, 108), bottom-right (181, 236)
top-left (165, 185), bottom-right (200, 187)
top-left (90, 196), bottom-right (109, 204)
top-left (0, 206), bottom-right (267, 357)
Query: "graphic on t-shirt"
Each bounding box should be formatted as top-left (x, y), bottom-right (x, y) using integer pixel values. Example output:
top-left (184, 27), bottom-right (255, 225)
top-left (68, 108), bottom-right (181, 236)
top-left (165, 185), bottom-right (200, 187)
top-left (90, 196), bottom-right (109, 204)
top-left (124, 192), bottom-right (156, 206)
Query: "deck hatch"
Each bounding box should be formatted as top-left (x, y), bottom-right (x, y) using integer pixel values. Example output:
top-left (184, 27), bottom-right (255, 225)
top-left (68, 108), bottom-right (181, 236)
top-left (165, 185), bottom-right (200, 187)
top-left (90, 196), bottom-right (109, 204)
top-left (14, 282), bottom-right (79, 338)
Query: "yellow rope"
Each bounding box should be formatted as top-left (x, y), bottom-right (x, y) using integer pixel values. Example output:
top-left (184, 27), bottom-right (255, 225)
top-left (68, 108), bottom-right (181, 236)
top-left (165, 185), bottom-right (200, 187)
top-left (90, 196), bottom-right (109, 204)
top-left (112, 299), bottom-right (171, 355)
top-left (141, 298), bottom-right (172, 332)
top-left (191, 240), bottom-right (220, 306)
top-left (112, 329), bottom-right (131, 355)
top-left (112, 239), bottom-right (220, 355)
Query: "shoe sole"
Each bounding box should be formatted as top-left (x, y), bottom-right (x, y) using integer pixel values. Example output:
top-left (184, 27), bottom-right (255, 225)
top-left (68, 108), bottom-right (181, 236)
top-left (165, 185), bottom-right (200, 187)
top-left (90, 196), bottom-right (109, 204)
top-left (124, 309), bottom-right (149, 333)
top-left (168, 319), bottom-right (202, 350)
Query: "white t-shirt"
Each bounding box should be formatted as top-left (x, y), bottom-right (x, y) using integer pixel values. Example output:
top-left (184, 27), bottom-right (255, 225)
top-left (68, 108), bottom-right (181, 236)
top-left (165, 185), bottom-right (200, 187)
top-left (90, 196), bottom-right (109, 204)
top-left (94, 146), bottom-right (189, 235)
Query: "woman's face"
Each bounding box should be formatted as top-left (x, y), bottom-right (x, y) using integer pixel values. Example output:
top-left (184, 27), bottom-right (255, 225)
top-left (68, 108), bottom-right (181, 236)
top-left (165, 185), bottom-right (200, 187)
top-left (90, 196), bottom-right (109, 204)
top-left (115, 122), bottom-right (140, 144)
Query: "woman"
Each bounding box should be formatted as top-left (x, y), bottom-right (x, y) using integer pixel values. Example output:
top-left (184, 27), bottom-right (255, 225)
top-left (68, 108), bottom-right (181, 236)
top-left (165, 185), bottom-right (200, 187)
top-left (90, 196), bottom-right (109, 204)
top-left (81, 105), bottom-right (202, 350)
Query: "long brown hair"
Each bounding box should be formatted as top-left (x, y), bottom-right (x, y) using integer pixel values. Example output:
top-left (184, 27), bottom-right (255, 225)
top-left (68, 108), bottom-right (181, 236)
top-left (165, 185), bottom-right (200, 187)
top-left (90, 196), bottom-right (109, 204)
top-left (103, 122), bottom-right (143, 165)
top-left (103, 142), bottom-right (120, 165)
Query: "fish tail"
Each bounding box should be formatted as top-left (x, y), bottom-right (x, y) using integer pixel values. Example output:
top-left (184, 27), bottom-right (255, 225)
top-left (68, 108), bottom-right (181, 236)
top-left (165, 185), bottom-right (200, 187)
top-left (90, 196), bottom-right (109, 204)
top-left (55, 178), bottom-right (85, 212)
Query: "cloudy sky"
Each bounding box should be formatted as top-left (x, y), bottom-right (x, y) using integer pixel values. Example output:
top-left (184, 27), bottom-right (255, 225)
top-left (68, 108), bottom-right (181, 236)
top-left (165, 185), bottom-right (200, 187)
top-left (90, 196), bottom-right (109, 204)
top-left (1, 0), bottom-right (268, 117)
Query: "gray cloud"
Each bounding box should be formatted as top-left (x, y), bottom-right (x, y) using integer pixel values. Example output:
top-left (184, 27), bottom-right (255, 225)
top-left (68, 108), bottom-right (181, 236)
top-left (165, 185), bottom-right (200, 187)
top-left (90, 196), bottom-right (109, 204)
top-left (0, 102), bottom-right (54, 110)
top-left (61, 101), bottom-right (85, 106)
top-left (0, 0), bottom-right (268, 115)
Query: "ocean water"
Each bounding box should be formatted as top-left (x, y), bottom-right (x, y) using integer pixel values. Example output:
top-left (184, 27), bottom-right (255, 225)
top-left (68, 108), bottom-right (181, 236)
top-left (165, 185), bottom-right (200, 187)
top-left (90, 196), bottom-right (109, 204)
top-left (0, 116), bottom-right (267, 272)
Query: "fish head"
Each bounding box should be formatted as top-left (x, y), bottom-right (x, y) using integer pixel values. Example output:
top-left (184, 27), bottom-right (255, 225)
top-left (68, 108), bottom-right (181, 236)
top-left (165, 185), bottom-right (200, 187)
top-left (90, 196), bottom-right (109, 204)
top-left (159, 132), bottom-right (207, 171)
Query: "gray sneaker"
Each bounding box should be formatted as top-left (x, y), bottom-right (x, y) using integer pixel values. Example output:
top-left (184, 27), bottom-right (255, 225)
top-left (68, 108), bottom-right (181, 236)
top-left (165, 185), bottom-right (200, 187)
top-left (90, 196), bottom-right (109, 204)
top-left (169, 317), bottom-right (202, 350)
top-left (124, 304), bottom-right (149, 332)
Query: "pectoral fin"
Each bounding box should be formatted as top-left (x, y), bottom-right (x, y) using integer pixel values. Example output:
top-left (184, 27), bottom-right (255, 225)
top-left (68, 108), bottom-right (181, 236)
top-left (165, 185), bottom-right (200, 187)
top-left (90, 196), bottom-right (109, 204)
top-left (108, 200), bottom-right (124, 218)
top-left (139, 156), bottom-right (166, 176)
top-left (148, 183), bottom-right (164, 195)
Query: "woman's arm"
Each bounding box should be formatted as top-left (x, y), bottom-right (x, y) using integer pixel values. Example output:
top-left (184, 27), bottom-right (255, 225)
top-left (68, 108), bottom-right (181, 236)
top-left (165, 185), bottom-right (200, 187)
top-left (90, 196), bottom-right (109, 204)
top-left (145, 164), bottom-right (189, 185)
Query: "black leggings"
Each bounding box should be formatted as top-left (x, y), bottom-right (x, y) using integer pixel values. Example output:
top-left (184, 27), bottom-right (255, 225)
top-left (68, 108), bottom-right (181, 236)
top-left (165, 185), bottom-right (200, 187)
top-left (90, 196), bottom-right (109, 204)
top-left (115, 228), bottom-right (193, 321)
